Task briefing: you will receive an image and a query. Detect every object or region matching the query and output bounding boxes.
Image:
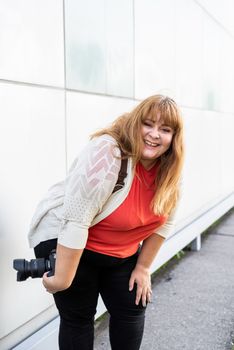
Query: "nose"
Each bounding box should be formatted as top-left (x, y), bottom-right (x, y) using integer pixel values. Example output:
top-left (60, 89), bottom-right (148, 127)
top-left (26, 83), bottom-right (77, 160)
top-left (150, 126), bottom-right (160, 139)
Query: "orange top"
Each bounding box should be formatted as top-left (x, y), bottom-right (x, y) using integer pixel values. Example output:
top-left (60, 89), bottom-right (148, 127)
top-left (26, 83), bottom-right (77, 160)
top-left (86, 162), bottom-right (166, 258)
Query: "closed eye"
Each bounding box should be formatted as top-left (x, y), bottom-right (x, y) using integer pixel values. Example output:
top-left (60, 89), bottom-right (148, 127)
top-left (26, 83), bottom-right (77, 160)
top-left (143, 121), bottom-right (154, 127)
top-left (160, 126), bottom-right (173, 133)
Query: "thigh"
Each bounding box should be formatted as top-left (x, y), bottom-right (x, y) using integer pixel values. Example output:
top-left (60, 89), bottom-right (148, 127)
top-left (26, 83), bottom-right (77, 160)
top-left (34, 243), bottom-right (100, 320)
top-left (100, 253), bottom-right (146, 317)
top-left (53, 252), bottom-right (100, 324)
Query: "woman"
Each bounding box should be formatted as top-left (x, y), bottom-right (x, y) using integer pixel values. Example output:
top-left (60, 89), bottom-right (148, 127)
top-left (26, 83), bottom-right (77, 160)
top-left (29, 95), bottom-right (184, 350)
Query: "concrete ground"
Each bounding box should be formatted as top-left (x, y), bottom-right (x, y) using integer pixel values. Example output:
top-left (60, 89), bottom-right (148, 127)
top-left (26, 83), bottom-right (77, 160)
top-left (94, 209), bottom-right (234, 350)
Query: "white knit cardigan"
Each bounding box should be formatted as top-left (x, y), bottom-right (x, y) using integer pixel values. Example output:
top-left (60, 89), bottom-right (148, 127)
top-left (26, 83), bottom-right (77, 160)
top-left (28, 135), bottom-right (177, 249)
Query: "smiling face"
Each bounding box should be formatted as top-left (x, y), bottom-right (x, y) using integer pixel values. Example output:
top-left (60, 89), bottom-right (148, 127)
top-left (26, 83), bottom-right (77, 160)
top-left (140, 115), bottom-right (174, 169)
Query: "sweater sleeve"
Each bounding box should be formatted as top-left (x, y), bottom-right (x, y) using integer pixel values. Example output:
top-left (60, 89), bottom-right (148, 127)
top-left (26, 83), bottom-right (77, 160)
top-left (58, 136), bottom-right (121, 249)
top-left (155, 207), bottom-right (177, 238)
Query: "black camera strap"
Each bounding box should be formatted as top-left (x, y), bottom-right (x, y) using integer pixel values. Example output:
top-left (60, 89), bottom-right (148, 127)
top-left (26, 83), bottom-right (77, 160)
top-left (112, 151), bottom-right (128, 194)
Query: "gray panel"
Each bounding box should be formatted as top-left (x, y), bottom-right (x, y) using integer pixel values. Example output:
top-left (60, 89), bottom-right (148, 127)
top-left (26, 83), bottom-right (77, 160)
top-left (65, 0), bottom-right (134, 97)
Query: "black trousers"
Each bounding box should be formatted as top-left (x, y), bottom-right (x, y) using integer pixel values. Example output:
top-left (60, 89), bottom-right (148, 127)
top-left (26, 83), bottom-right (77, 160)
top-left (34, 239), bottom-right (147, 350)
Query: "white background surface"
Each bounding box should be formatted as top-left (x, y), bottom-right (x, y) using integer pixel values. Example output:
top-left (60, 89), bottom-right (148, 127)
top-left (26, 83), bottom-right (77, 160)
top-left (0, 0), bottom-right (234, 348)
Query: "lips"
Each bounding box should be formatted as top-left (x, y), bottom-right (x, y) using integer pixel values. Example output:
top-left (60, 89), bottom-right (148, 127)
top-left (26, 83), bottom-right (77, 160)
top-left (144, 140), bottom-right (160, 147)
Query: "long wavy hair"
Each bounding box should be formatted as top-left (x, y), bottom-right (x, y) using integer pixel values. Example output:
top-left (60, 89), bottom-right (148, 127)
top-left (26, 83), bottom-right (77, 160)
top-left (91, 95), bottom-right (184, 216)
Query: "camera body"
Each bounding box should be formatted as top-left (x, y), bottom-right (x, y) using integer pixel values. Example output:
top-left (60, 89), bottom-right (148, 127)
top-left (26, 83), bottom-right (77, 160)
top-left (13, 250), bottom-right (56, 281)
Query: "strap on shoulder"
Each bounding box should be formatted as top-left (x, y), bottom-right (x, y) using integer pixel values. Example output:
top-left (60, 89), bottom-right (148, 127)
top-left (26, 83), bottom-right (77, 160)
top-left (112, 151), bottom-right (128, 194)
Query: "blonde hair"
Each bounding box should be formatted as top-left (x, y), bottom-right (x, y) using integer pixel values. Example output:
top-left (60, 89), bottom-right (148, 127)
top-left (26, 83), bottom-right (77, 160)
top-left (91, 95), bottom-right (184, 215)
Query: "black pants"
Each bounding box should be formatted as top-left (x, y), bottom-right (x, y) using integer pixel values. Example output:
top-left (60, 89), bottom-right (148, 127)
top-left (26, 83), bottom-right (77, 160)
top-left (35, 239), bottom-right (146, 350)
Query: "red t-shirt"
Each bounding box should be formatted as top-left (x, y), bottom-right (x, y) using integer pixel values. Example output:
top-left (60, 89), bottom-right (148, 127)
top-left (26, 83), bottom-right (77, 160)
top-left (86, 162), bottom-right (166, 257)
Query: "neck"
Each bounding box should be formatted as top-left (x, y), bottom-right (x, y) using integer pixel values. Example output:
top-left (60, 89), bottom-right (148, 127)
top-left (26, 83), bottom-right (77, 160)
top-left (140, 159), bottom-right (157, 170)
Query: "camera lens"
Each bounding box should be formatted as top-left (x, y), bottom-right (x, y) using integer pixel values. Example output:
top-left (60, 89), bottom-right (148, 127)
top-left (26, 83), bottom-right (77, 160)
top-left (13, 250), bottom-right (56, 281)
top-left (13, 258), bottom-right (46, 281)
top-left (29, 258), bottom-right (46, 278)
top-left (13, 259), bottom-right (30, 281)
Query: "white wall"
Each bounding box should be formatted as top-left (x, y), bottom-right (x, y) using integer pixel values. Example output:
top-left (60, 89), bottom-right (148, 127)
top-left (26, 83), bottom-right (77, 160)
top-left (0, 0), bottom-right (234, 349)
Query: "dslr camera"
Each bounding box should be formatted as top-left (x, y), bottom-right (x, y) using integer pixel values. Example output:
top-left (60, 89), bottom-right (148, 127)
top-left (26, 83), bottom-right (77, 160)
top-left (13, 250), bottom-right (56, 281)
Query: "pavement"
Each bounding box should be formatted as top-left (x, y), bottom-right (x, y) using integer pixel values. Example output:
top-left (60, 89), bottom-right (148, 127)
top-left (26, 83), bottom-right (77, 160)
top-left (94, 209), bottom-right (234, 350)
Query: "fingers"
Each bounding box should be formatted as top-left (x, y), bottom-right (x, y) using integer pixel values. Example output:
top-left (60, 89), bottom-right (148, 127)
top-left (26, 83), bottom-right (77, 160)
top-left (147, 289), bottom-right (152, 303)
top-left (42, 272), bottom-right (54, 293)
top-left (129, 276), bottom-right (135, 291)
top-left (42, 272), bottom-right (49, 285)
top-left (135, 285), bottom-right (143, 306)
top-left (135, 285), bottom-right (152, 307)
top-left (128, 269), bottom-right (152, 306)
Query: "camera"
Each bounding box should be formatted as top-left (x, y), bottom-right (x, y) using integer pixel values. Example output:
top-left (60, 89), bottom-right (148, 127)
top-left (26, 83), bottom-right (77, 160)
top-left (13, 250), bottom-right (56, 281)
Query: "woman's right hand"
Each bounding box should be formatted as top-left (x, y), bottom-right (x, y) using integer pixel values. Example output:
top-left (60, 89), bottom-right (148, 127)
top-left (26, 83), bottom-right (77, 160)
top-left (42, 272), bottom-right (70, 294)
top-left (42, 243), bottom-right (83, 294)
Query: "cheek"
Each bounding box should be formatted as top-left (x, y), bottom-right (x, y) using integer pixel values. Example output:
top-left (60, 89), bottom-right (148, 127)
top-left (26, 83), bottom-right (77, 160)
top-left (141, 126), bottom-right (147, 137)
top-left (165, 135), bottom-right (173, 149)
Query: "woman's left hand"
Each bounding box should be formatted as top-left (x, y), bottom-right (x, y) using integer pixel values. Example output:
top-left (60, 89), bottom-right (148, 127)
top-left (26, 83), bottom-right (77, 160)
top-left (129, 264), bottom-right (152, 307)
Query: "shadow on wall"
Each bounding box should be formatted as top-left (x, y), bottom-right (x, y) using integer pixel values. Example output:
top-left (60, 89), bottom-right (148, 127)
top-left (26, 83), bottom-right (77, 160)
top-left (67, 43), bottom-right (105, 92)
